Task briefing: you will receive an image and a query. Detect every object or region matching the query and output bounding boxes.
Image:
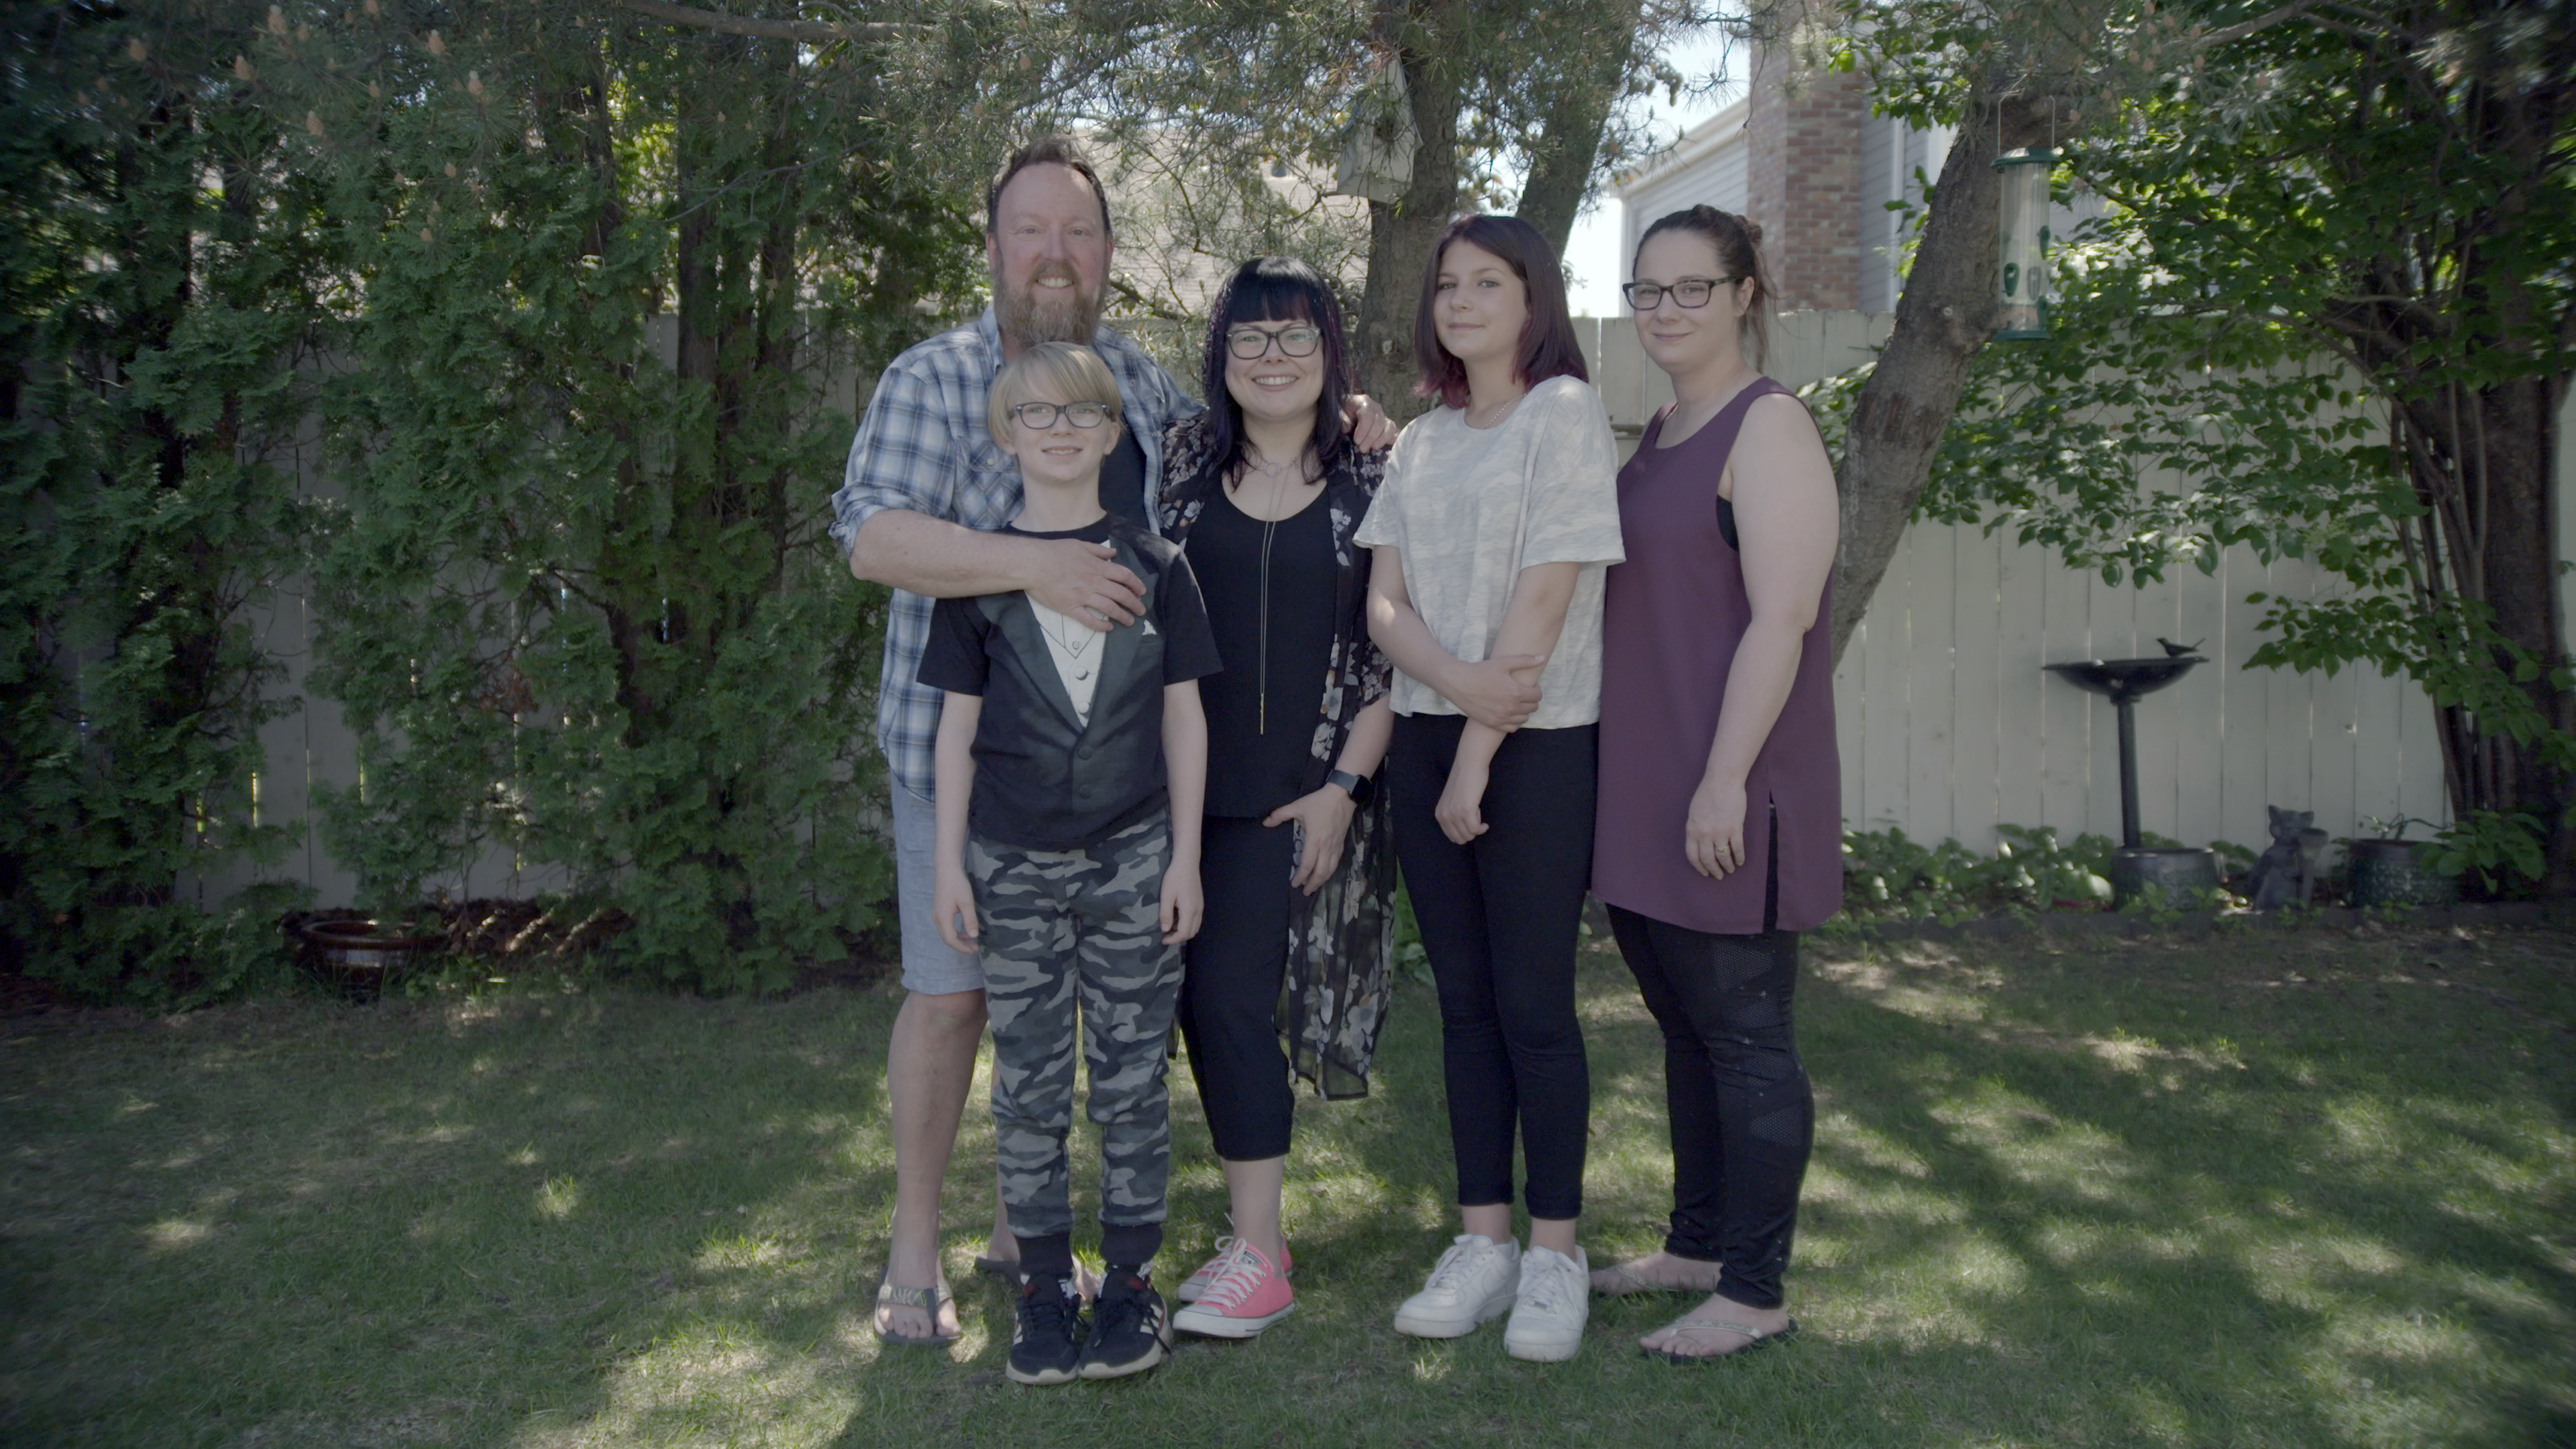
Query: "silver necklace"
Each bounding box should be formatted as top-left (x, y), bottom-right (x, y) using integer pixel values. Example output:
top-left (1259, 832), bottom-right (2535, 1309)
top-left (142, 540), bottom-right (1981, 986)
top-left (1465, 390), bottom-right (1525, 429)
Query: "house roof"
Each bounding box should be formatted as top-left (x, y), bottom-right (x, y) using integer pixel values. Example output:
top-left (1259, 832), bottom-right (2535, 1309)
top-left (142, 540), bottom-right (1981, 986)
top-left (1609, 97), bottom-right (1750, 200)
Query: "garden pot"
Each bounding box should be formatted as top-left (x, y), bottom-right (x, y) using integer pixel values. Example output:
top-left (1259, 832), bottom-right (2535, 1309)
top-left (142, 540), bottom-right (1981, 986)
top-left (2343, 839), bottom-right (2458, 909)
top-left (292, 918), bottom-right (441, 1001)
top-left (2108, 846), bottom-right (2219, 910)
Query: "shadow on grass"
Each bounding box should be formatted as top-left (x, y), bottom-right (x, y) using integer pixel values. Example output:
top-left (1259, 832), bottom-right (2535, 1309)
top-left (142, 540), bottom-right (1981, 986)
top-left (2, 925), bottom-right (2570, 1447)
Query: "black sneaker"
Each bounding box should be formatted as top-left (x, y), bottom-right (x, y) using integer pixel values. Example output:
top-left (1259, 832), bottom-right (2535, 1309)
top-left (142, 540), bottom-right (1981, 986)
top-left (1007, 1274), bottom-right (1087, 1386)
top-left (1077, 1267), bottom-right (1170, 1379)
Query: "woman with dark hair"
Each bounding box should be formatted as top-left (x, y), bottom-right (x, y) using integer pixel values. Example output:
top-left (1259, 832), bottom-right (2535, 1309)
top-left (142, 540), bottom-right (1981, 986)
top-left (1355, 215), bottom-right (1624, 1362)
top-left (1156, 256), bottom-right (1398, 1340)
top-left (1586, 205), bottom-right (1839, 1360)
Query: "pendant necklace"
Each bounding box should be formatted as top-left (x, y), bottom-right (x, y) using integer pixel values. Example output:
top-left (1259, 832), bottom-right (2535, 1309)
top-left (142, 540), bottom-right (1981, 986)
top-left (1244, 449), bottom-right (1303, 735)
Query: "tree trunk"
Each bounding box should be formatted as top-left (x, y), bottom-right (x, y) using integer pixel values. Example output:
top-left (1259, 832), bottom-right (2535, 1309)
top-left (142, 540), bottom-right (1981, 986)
top-left (1352, 30), bottom-right (1462, 417)
top-left (1826, 74), bottom-right (2047, 663)
top-left (2397, 374), bottom-right (2574, 892)
top-left (1513, 1), bottom-right (1642, 262)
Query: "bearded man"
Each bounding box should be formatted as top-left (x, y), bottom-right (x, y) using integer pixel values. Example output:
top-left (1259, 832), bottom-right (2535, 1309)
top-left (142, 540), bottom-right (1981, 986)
top-left (830, 135), bottom-right (1387, 1343)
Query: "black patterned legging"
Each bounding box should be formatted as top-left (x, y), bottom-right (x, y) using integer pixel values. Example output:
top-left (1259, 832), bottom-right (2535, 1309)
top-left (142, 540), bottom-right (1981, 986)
top-left (1605, 889), bottom-right (1815, 1311)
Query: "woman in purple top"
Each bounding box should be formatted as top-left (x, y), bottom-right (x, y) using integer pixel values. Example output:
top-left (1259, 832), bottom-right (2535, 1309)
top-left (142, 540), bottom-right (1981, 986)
top-left (1588, 206), bottom-right (1841, 1360)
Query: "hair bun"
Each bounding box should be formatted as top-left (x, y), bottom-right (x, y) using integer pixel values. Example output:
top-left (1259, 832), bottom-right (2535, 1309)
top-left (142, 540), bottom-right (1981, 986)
top-left (1739, 217), bottom-right (1764, 248)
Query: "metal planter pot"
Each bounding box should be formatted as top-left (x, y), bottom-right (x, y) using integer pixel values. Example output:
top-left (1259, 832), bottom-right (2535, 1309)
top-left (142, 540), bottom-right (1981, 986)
top-left (2108, 846), bottom-right (2219, 910)
top-left (2344, 839), bottom-right (2459, 909)
top-left (292, 918), bottom-right (442, 1001)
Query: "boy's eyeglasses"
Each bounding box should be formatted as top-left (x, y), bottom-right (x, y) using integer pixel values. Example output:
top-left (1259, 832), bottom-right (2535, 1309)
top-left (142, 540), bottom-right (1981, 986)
top-left (1010, 400), bottom-right (1112, 429)
top-left (1621, 277), bottom-right (1740, 311)
top-left (1225, 325), bottom-right (1324, 360)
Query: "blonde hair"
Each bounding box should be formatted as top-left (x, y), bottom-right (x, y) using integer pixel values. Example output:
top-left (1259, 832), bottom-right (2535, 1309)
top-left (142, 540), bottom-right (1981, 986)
top-left (987, 341), bottom-right (1123, 446)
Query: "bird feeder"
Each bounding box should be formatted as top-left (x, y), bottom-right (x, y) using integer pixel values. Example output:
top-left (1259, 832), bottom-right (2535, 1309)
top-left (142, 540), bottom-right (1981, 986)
top-left (1993, 147), bottom-right (2056, 339)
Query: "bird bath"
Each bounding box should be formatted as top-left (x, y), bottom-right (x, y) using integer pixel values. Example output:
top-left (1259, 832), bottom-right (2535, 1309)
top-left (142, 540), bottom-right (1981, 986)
top-left (2044, 653), bottom-right (2218, 907)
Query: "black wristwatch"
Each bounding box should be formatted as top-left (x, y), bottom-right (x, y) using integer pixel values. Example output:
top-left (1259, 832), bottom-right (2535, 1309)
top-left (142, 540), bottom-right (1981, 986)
top-left (1325, 768), bottom-right (1375, 807)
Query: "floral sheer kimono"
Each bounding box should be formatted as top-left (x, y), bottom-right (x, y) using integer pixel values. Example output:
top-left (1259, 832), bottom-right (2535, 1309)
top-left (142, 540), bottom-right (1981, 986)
top-left (1161, 414), bottom-right (1396, 1098)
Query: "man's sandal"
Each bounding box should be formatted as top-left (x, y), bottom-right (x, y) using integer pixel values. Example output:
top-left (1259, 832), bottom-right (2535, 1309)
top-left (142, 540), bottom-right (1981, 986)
top-left (872, 1268), bottom-right (961, 1347)
top-left (1643, 1312), bottom-right (1799, 1363)
top-left (1589, 1257), bottom-right (1725, 1297)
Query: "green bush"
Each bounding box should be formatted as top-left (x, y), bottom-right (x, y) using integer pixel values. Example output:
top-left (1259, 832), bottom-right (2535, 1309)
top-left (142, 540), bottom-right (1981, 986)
top-left (1837, 822), bottom-right (2226, 921)
top-left (2, 5), bottom-right (990, 999)
top-left (287, 9), bottom-right (982, 992)
top-left (1, 6), bottom-right (318, 1002)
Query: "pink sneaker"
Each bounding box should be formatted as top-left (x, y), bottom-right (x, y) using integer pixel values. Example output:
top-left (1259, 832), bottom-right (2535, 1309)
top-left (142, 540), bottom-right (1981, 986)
top-left (1175, 1236), bottom-right (1293, 1304)
top-left (1171, 1240), bottom-right (1294, 1338)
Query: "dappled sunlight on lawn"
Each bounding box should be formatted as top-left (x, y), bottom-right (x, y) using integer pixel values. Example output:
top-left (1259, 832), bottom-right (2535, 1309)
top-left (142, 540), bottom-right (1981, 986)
top-left (4, 931), bottom-right (2570, 1447)
top-left (510, 1318), bottom-right (865, 1449)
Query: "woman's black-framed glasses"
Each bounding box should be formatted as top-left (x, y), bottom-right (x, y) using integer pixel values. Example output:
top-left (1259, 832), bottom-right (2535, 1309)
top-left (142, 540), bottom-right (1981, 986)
top-left (1622, 277), bottom-right (1740, 311)
top-left (1010, 400), bottom-right (1112, 429)
top-left (1225, 324), bottom-right (1324, 360)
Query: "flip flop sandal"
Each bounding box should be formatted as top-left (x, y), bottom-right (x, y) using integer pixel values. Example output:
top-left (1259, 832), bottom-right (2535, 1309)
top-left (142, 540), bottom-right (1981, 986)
top-left (1644, 1313), bottom-right (1799, 1363)
top-left (872, 1268), bottom-right (961, 1347)
top-left (1591, 1258), bottom-right (1725, 1297)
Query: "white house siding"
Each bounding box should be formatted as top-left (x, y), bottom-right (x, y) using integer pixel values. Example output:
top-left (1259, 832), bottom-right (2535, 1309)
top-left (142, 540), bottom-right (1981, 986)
top-left (1615, 102), bottom-right (1752, 274)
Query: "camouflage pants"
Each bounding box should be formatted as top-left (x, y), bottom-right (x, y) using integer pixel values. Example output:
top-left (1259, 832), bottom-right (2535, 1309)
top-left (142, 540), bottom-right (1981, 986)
top-left (970, 812), bottom-right (1183, 1242)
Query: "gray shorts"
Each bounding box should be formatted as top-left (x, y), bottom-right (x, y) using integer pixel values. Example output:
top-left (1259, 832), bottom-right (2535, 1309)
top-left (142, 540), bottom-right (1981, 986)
top-left (892, 782), bottom-right (986, 996)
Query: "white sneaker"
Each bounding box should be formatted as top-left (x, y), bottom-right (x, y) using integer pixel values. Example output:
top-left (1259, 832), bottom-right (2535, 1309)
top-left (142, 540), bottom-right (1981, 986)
top-left (1392, 1234), bottom-right (1520, 1338)
top-left (1504, 1244), bottom-right (1590, 1362)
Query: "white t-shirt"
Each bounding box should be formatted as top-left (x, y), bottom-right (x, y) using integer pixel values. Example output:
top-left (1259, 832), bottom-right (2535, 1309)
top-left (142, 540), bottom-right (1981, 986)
top-left (1353, 375), bottom-right (1625, 728)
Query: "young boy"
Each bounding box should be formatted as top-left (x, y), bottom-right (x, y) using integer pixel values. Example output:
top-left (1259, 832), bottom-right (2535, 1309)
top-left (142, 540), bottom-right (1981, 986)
top-left (918, 341), bottom-right (1220, 1385)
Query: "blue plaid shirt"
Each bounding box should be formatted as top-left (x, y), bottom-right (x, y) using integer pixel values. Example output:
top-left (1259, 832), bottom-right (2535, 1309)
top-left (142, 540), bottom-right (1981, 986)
top-left (829, 307), bottom-right (1201, 797)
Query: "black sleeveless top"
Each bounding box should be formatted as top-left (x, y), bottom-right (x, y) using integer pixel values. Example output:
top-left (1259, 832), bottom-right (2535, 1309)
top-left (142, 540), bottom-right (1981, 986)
top-left (1187, 485), bottom-right (1340, 817)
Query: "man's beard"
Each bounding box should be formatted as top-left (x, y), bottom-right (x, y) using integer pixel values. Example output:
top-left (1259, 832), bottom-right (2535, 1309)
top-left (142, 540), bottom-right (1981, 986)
top-left (994, 261), bottom-right (1104, 346)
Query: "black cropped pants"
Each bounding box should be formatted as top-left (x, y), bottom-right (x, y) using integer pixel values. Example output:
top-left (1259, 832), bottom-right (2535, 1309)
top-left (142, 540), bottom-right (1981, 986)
top-left (1605, 851), bottom-right (1813, 1309)
top-left (1386, 714), bottom-right (1595, 1222)
top-left (1178, 815), bottom-right (1299, 1162)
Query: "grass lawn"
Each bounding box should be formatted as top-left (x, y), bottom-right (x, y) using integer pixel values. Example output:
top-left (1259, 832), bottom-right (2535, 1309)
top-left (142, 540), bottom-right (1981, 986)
top-left (3, 921), bottom-right (2571, 1448)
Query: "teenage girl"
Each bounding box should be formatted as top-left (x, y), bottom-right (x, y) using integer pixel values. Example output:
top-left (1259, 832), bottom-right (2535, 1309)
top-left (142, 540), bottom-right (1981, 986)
top-left (1356, 215), bottom-right (1625, 1363)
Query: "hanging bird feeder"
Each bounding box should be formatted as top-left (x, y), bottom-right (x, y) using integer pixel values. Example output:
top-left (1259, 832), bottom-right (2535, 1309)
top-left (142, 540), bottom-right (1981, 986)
top-left (1993, 147), bottom-right (2056, 339)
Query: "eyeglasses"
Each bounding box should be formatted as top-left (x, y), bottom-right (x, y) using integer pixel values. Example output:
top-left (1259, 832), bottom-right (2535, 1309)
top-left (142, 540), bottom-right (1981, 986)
top-left (1621, 277), bottom-right (1740, 311)
top-left (1225, 324), bottom-right (1324, 360)
top-left (1010, 400), bottom-right (1112, 429)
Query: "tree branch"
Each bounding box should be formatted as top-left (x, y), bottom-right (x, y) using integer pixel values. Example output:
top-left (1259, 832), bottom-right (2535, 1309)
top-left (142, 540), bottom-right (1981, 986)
top-left (611, 0), bottom-right (930, 43)
top-left (2191, 0), bottom-right (2316, 50)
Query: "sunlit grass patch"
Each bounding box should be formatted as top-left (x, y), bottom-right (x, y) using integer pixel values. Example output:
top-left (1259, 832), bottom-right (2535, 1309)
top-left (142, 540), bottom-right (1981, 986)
top-left (2, 924), bottom-right (2569, 1447)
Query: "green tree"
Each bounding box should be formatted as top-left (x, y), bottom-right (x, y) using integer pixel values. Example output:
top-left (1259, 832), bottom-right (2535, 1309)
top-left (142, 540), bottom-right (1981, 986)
top-left (1, 2), bottom-right (319, 1000)
top-left (1814, 0), bottom-right (2575, 888)
top-left (252, 1), bottom-right (988, 989)
top-left (1024, 0), bottom-right (1728, 408)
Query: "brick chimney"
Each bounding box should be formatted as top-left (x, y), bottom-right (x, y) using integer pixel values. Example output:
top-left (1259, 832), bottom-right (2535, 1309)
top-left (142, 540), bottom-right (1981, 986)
top-left (1741, 48), bottom-right (1866, 311)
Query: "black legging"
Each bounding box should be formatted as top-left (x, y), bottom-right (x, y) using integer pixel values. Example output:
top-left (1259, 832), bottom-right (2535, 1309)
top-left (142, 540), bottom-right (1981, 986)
top-left (1387, 714), bottom-right (1595, 1221)
top-left (1179, 815), bottom-right (1298, 1161)
top-left (1604, 847), bottom-right (1813, 1309)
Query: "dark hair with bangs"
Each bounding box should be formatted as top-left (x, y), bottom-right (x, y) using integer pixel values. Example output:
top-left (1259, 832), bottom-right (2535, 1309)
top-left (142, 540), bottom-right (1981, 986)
top-left (1193, 256), bottom-right (1354, 488)
top-left (985, 133), bottom-right (1113, 246)
top-left (1413, 215), bottom-right (1587, 411)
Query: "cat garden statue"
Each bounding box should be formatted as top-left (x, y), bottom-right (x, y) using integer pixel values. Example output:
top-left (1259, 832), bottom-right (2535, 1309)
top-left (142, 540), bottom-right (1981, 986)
top-left (2247, 806), bottom-right (2330, 910)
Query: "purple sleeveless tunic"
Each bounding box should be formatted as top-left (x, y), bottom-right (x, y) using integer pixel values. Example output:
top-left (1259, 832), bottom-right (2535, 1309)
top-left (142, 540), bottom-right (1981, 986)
top-left (1593, 378), bottom-right (1842, 935)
